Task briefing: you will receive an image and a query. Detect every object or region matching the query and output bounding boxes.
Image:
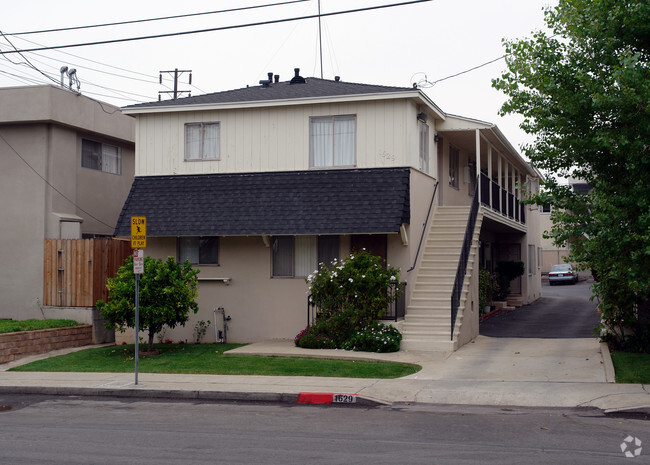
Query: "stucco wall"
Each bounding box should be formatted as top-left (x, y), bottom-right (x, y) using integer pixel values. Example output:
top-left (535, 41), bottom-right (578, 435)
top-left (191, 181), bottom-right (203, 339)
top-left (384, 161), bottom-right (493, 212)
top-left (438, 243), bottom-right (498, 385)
top-left (0, 85), bottom-right (135, 320)
top-left (0, 124), bottom-right (49, 319)
top-left (130, 223), bottom-right (421, 344)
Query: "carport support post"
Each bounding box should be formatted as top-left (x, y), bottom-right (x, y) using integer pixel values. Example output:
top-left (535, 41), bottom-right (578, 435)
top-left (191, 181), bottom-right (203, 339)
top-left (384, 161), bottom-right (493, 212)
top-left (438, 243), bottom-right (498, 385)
top-left (135, 273), bottom-right (140, 385)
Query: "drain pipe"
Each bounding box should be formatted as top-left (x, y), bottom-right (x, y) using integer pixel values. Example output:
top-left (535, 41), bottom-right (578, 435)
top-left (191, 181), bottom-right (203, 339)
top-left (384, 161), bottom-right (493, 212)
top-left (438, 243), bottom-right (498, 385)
top-left (213, 307), bottom-right (231, 343)
top-left (213, 308), bottom-right (219, 343)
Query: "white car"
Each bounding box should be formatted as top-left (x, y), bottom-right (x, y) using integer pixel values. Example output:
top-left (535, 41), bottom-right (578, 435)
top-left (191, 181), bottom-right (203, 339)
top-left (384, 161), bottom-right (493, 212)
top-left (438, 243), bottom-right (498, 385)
top-left (548, 264), bottom-right (579, 285)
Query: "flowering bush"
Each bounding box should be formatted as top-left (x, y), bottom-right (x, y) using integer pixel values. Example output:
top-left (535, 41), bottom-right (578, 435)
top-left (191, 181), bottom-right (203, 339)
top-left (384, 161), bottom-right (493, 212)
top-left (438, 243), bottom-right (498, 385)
top-left (294, 325), bottom-right (336, 349)
top-left (341, 321), bottom-right (402, 353)
top-left (296, 251), bottom-right (404, 351)
top-left (307, 251), bottom-right (402, 324)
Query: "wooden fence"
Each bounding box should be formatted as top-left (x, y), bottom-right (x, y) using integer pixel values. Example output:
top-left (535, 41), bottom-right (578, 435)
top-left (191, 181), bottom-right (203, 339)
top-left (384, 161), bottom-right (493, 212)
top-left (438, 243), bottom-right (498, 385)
top-left (43, 238), bottom-right (133, 307)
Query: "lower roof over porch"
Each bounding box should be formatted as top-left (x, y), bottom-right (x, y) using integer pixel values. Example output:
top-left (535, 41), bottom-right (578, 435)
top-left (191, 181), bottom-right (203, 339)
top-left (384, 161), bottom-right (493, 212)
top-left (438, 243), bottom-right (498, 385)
top-left (114, 167), bottom-right (411, 237)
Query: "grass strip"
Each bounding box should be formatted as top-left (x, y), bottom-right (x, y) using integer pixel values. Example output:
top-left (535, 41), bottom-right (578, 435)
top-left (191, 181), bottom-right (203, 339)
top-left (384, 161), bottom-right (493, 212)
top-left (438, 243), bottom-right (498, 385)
top-left (10, 343), bottom-right (421, 379)
top-left (0, 319), bottom-right (82, 334)
top-left (610, 351), bottom-right (650, 383)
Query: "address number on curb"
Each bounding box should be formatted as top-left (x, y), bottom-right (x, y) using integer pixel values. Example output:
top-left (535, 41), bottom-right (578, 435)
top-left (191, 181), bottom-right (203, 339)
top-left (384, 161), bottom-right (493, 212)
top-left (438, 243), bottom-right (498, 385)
top-left (333, 394), bottom-right (357, 403)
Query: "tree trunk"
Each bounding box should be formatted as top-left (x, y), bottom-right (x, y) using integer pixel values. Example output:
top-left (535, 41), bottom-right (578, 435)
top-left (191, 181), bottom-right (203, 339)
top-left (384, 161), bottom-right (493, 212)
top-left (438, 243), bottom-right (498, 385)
top-left (148, 330), bottom-right (155, 352)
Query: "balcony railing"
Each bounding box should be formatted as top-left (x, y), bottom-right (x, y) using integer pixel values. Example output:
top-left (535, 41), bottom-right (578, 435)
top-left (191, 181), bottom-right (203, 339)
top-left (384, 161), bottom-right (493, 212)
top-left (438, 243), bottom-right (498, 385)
top-left (479, 173), bottom-right (526, 224)
top-left (307, 282), bottom-right (406, 326)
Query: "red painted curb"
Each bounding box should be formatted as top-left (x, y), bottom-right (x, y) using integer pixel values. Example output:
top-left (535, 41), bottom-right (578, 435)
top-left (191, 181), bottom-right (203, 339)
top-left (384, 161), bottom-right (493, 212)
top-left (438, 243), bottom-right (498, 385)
top-left (297, 392), bottom-right (334, 404)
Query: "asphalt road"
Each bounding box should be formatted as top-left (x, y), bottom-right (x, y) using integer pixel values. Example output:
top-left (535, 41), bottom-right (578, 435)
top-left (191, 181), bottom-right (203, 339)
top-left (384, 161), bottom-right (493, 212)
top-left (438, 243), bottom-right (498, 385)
top-left (0, 395), bottom-right (648, 464)
top-left (480, 281), bottom-right (601, 338)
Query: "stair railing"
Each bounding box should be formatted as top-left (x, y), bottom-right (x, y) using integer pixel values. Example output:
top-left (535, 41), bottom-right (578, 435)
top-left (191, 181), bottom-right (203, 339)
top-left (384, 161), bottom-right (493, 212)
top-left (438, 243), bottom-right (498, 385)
top-left (407, 181), bottom-right (439, 273)
top-left (450, 183), bottom-right (480, 340)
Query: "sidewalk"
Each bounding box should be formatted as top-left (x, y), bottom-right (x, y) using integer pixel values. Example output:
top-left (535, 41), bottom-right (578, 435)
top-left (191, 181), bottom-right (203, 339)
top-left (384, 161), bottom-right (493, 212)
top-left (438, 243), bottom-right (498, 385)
top-left (1, 336), bottom-right (649, 412)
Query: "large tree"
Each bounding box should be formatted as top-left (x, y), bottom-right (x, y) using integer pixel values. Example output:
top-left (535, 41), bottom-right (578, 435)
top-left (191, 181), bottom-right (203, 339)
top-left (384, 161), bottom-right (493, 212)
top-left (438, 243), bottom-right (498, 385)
top-left (493, 0), bottom-right (650, 351)
top-left (97, 256), bottom-right (200, 352)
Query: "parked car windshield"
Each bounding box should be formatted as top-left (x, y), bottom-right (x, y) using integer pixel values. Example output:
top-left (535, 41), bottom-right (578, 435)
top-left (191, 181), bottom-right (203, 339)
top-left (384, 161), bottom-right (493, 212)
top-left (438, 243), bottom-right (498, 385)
top-left (551, 264), bottom-right (572, 272)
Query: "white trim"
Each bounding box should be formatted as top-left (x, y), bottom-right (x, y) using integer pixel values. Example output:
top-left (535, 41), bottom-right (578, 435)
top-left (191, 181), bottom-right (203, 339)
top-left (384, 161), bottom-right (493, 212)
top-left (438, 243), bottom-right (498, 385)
top-left (198, 277), bottom-right (231, 285)
top-left (400, 224), bottom-right (408, 246)
top-left (123, 91), bottom-right (446, 120)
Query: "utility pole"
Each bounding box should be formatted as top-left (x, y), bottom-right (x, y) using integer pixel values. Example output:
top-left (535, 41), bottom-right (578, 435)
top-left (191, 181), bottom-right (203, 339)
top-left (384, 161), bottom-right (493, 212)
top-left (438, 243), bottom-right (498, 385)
top-left (159, 68), bottom-right (192, 101)
top-left (317, 0), bottom-right (323, 78)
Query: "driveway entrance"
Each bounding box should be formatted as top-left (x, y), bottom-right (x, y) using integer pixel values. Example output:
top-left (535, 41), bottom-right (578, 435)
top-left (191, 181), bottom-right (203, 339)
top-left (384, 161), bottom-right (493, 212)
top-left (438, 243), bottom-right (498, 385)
top-left (480, 281), bottom-right (600, 338)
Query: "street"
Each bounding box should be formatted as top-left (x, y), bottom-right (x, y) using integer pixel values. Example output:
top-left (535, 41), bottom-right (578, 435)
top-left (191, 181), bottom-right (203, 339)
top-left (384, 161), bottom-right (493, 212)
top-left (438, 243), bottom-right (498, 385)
top-left (0, 395), bottom-right (647, 464)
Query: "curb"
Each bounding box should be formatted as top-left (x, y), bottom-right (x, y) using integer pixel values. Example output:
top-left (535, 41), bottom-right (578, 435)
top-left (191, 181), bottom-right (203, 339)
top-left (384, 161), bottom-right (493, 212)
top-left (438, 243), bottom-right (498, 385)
top-left (0, 386), bottom-right (385, 407)
top-left (600, 342), bottom-right (616, 383)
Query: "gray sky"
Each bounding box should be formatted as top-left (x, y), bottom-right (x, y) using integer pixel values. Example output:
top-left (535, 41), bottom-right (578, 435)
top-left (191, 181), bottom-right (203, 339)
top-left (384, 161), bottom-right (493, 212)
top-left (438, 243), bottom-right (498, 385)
top-left (0, 0), bottom-right (556, 152)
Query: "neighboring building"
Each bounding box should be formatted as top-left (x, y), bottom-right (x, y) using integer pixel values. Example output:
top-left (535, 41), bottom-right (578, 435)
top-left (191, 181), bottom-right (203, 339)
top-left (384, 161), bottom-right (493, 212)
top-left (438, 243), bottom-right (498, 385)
top-left (116, 69), bottom-right (542, 352)
top-left (0, 85), bottom-right (135, 320)
top-left (539, 177), bottom-right (593, 276)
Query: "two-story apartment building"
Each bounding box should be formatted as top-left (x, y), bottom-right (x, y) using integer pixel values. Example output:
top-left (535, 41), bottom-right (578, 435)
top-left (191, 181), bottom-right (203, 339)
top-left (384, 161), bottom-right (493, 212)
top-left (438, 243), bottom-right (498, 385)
top-left (0, 85), bottom-right (135, 321)
top-left (116, 69), bottom-right (542, 352)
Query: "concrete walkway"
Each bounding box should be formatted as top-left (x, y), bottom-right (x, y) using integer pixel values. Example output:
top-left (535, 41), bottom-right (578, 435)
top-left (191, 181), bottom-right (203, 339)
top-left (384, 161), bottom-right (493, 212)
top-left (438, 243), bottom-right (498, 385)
top-left (1, 337), bottom-right (649, 412)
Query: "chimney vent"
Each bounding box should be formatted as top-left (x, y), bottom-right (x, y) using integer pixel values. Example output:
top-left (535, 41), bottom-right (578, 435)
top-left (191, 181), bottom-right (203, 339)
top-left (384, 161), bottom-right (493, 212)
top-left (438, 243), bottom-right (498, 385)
top-left (274, 74), bottom-right (280, 83)
top-left (290, 68), bottom-right (306, 85)
top-left (267, 72), bottom-right (273, 82)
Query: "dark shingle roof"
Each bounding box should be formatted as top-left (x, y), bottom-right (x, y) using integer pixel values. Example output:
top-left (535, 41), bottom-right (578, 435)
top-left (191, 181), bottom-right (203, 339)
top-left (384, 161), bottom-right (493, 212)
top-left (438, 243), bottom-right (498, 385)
top-left (114, 168), bottom-right (410, 237)
top-left (123, 76), bottom-right (416, 111)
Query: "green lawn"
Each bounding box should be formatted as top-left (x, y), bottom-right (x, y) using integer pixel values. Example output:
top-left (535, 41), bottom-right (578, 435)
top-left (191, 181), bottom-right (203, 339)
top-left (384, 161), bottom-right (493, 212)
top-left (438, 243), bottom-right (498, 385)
top-left (611, 351), bottom-right (650, 383)
top-left (0, 319), bottom-right (82, 334)
top-left (9, 343), bottom-right (421, 379)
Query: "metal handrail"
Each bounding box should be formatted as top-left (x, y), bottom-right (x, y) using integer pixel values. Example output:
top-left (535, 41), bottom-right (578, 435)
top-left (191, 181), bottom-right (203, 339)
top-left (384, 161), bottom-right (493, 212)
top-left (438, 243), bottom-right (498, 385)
top-left (407, 181), bottom-right (439, 273)
top-left (450, 182), bottom-right (480, 340)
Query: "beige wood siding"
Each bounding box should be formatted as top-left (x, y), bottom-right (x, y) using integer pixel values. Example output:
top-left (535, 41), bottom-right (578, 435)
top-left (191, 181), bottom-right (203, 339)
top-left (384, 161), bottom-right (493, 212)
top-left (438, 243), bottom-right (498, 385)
top-left (134, 99), bottom-right (428, 176)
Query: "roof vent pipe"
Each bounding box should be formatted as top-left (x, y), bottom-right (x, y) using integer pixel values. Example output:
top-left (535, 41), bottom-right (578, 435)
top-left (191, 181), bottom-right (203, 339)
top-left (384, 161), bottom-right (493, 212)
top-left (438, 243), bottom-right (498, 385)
top-left (274, 74), bottom-right (280, 83)
top-left (290, 68), bottom-right (306, 84)
top-left (267, 72), bottom-right (273, 83)
top-left (334, 76), bottom-right (340, 82)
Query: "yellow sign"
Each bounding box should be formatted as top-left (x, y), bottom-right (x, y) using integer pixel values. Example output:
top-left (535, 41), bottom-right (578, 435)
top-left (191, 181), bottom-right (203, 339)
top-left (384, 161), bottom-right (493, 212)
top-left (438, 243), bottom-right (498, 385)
top-left (131, 216), bottom-right (146, 248)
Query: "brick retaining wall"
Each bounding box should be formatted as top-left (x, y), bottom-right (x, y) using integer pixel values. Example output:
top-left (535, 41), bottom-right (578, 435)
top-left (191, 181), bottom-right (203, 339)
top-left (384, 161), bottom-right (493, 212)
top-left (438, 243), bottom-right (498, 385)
top-left (0, 325), bottom-right (93, 364)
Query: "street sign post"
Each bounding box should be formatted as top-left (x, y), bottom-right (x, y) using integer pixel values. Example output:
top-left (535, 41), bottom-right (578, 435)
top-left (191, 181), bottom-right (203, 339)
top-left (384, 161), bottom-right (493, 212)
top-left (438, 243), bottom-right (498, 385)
top-left (130, 217), bottom-right (146, 385)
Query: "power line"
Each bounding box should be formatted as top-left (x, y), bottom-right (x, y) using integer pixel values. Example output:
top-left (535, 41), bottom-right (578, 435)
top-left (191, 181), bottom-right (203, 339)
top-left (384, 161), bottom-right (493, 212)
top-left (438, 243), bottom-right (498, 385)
top-left (0, 0), bottom-right (433, 55)
top-left (0, 131), bottom-right (115, 230)
top-left (0, 31), bottom-right (59, 85)
top-left (9, 0), bottom-right (310, 36)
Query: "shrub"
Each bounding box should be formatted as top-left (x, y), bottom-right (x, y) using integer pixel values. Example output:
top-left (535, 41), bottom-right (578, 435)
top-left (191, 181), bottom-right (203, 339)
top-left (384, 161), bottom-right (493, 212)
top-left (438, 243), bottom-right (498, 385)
top-left (479, 269), bottom-right (491, 312)
top-left (298, 251), bottom-right (404, 352)
top-left (294, 325), bottom-right (337, 349)
top-left (307, 251), bottom-right (402, 327)
top-left (341, 321), bottom-right (402, 353)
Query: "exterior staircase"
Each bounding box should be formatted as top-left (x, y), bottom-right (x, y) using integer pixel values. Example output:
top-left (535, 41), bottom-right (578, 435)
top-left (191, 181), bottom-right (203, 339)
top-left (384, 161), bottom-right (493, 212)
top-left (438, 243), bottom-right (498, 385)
top-left (401, 206), bottom-right (483, 352)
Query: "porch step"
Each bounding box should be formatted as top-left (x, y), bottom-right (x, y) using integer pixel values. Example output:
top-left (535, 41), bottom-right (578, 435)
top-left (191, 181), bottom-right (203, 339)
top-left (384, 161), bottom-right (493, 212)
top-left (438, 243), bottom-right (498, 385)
top-left (507, 295), bottom-right (524, 307)
top-left (400, 338), bottom-right (458, 352)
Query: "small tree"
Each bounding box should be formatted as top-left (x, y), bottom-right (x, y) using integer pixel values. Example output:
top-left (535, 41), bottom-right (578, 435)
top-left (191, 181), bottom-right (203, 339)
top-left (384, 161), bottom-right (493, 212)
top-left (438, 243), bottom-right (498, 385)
top-left (97, 255), bottom-right (200, 352)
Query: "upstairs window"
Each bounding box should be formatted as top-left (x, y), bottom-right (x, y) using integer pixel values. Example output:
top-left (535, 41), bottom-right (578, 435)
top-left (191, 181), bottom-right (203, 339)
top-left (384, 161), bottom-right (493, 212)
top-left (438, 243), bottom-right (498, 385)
top-left (449, 146), bottom-right (459, 188)
top-left (419, 121), bottom-right (429, 173)
top-left (310, 115), bottom-right (356, 167)
top-left (178, 236), bottom-right (219, 265)
top-left (185, 122), bottom-right (220, 160)
top-left (81, 139), bottom-right (121, 175)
